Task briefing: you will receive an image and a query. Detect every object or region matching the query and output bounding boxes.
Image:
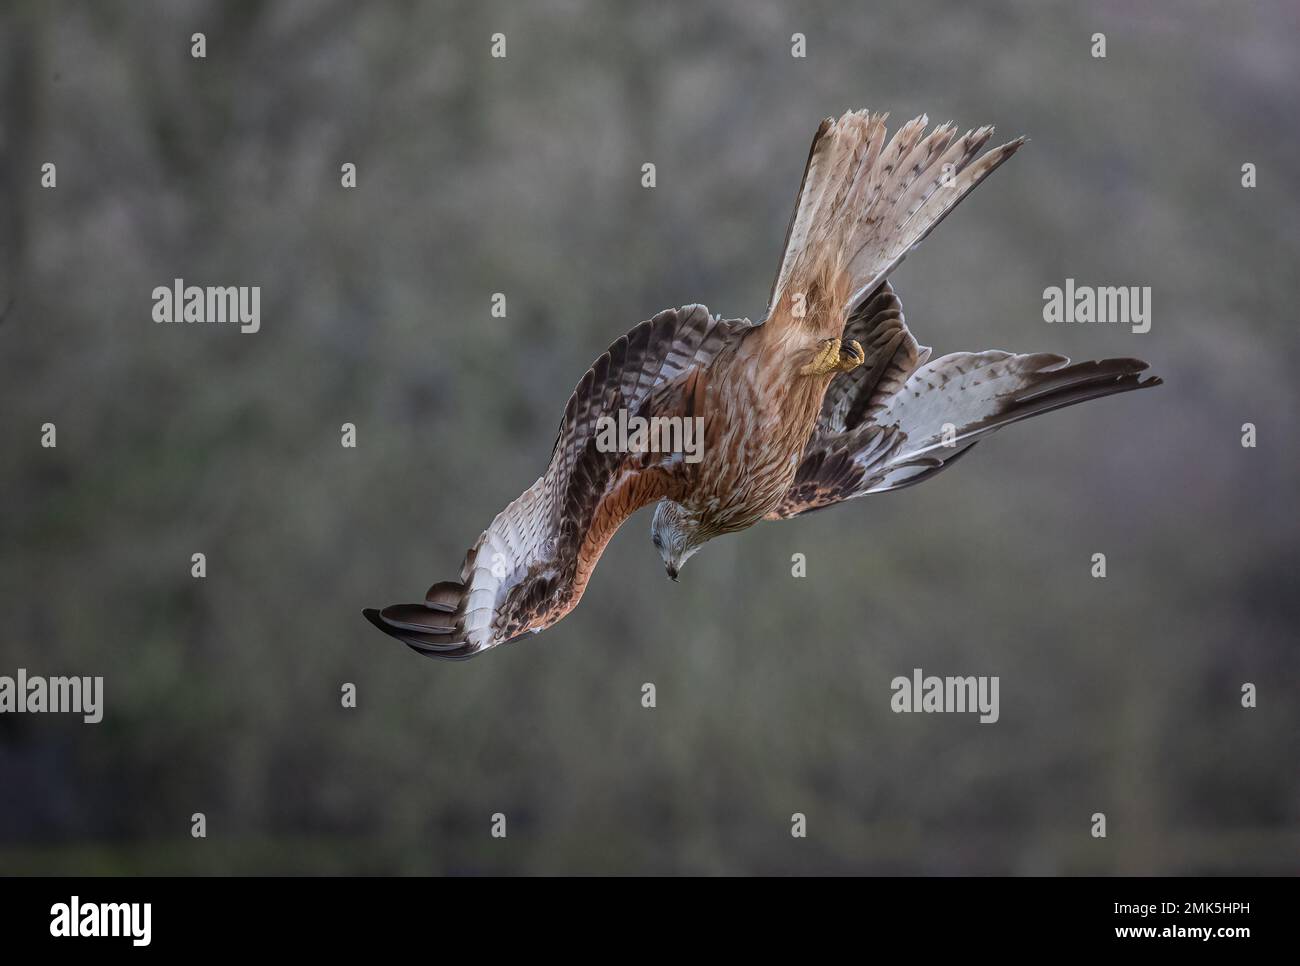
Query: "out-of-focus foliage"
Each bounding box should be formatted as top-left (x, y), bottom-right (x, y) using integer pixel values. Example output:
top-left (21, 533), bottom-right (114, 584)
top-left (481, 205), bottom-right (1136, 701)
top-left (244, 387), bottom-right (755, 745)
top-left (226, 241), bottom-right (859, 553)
top-left (1, 0), bottom-right (1296, 874)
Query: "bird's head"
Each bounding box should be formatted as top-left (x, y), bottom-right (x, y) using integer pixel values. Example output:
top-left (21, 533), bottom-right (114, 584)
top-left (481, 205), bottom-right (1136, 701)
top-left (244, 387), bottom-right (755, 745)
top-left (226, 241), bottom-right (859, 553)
top-left (651, 500), bottom-right (705, 581)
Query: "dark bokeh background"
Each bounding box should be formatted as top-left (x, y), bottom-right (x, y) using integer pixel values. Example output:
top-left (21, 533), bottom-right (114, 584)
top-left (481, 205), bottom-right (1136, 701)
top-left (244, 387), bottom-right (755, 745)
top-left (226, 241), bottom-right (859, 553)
top-left (1, 0), bottom-right (1296, 874)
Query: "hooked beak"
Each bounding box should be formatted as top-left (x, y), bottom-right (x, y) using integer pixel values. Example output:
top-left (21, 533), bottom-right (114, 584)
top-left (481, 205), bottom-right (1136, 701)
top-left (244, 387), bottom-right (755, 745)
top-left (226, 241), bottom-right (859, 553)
top-left (665, 565), bottom-right (678, 582)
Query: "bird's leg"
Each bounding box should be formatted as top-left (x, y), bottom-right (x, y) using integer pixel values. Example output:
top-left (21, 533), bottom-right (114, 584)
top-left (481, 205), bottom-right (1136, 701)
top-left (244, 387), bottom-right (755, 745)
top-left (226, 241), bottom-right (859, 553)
top-left (799, 338), bottom-right (865, 376)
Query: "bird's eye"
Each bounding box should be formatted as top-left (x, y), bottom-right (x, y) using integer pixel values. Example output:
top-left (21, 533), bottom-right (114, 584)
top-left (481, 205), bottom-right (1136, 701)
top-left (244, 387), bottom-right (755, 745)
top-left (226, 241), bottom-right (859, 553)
top-left (652, 534), bottom-right (663, 549)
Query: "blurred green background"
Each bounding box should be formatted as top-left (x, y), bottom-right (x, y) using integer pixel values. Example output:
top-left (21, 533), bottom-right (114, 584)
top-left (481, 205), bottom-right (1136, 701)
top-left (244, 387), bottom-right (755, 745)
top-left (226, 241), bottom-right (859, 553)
top-left (1, 0), bottom-right (1297, 874)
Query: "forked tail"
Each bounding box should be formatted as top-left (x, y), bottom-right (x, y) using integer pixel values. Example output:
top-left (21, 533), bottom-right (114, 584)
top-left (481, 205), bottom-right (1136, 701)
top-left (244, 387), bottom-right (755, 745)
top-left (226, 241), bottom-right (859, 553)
top-left (767, 110), bottom-right (1024, 329)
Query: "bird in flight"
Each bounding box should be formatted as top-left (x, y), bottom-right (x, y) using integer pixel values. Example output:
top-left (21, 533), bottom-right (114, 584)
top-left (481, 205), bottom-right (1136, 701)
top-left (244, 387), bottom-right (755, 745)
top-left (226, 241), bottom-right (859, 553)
top-left (365, 110), bottom-right (1160, 660)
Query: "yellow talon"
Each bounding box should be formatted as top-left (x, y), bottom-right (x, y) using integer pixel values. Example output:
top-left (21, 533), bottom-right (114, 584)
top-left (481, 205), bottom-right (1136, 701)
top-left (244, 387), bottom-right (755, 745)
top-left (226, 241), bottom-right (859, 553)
top-left (800, 338), bottom-right (864, 376)
top-left (800, 338), bottom-right (842, 376)
top-left (841, 339), bottom-right (865, 371)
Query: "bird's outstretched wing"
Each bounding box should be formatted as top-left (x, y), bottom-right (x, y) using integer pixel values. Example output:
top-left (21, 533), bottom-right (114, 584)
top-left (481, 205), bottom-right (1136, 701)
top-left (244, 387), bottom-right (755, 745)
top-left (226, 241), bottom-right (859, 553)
top-left (767, 283), bottom-right (1161, 519)
top-left (366, 306), bottom-right (751, 659)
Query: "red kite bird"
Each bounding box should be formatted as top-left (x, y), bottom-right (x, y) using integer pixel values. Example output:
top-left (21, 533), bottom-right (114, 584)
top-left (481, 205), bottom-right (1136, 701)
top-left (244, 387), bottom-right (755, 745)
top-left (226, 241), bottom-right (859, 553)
top-left (365, 110), bottom-right (1160, 659)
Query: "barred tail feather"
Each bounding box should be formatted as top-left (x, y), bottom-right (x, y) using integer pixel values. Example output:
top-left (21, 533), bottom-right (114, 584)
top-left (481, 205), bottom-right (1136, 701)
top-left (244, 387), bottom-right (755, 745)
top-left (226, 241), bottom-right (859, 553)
top-left (768, 111), bottom-right (1024, 324)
